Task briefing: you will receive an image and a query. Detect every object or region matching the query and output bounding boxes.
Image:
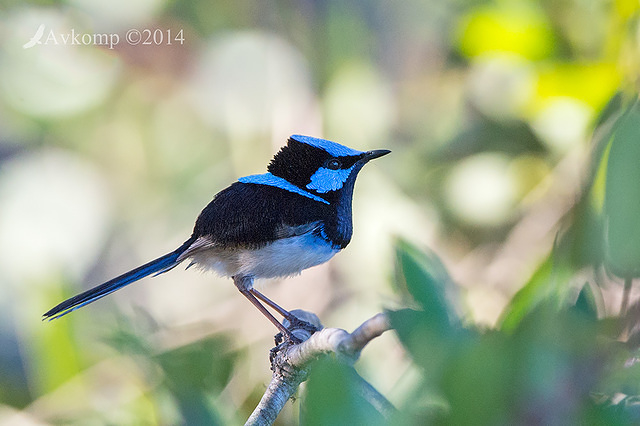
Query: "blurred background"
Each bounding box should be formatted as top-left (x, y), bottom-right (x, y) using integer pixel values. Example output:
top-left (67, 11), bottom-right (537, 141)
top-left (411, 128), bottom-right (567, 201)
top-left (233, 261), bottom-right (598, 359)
top-left (0, 0), bottom-right (639, 424)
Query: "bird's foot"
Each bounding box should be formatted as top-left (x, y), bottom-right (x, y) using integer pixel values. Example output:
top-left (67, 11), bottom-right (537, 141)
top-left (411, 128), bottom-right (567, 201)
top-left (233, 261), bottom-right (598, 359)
top-left (283, 309), bottom-right (322, 340)
top-left (270, 310), bottom-right (323, 363)
top-left (272, 318), bottom-right (315, 346)
top-left (285, 315), bottom-right (319, 336)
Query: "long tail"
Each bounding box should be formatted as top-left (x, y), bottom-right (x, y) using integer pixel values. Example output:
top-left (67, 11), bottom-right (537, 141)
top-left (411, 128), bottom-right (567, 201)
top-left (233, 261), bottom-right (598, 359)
top-left (43, 238), bottom-right (195, 321)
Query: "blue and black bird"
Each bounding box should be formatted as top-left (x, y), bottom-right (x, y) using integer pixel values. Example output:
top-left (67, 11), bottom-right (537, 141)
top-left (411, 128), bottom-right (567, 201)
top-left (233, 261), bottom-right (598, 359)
top-left (43, 135), bottom-right (390, 339)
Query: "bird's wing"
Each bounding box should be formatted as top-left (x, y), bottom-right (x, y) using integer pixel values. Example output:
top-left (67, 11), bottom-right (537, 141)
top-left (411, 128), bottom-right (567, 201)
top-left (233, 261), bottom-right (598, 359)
top-left (178, 221), bottom-right (324, 264)
top-left (189, 181), bottom-right (329, 250)
top-left (273, 221), bottom-right (322, 239)
top-left (176, 235), bottom-right (214, 262)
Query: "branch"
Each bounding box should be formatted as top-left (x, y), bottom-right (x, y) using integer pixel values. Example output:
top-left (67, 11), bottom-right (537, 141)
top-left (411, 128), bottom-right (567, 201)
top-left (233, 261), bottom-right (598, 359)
top-left (245, 311), bottom-right (392, 426)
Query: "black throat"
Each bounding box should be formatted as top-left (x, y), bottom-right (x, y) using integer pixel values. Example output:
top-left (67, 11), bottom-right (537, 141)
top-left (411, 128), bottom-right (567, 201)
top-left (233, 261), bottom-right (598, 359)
top-left (318, 166), bottom-right (363, 249)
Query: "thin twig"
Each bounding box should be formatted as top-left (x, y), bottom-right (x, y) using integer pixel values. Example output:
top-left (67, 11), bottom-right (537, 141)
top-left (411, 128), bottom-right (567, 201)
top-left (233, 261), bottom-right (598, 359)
top-left (245, 312), bottom-right (393, 426)
top-left (621, 277), bottom-right (633, 316)
top-left (351, 369), bottom-right (397, 419)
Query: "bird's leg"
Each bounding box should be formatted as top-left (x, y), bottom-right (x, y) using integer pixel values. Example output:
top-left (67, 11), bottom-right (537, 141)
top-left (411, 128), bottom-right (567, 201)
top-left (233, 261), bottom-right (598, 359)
top-left (250, 288), bottom-right (319, 335)
top-left (249, 288), bottom-right (291, 317)
top-left (239, 289), bottom-right (298, 340)
top-left (233, 276), bottom-right (299, 342)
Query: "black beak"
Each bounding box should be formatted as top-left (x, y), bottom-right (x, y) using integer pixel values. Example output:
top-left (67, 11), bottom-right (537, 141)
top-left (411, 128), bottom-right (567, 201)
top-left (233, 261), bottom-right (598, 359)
top-left (363, 149), bottom-right (391, 162)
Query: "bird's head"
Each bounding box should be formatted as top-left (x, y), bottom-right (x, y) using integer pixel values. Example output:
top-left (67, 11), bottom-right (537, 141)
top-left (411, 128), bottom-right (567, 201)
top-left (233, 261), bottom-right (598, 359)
top-left (267, 135), bottom-right (390, 203)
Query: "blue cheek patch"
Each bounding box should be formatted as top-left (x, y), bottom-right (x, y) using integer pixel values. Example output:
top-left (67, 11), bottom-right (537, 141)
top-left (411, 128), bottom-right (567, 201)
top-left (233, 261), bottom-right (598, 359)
top-left (239, 173), bottom-right (330, 204)
top-left (306, 166), bottom-right (354, 193)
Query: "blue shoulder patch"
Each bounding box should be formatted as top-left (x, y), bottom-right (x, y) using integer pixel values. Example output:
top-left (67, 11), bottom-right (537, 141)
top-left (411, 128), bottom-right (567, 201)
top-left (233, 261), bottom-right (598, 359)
top-left (291, 135), bottom-right (363, 157)
top-left (239, 173), bottom-right (330, 205)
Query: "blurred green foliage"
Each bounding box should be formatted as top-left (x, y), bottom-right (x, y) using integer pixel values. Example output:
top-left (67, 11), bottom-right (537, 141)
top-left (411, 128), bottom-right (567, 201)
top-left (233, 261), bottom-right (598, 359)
top-left (2, 0), bottom-right (640, 424)
top-left (604, 100), bottom-right (640, 278)
top-left (380, 241), bottom-right (640, 425)
top-left (301, 93), bottom-right (640, 423)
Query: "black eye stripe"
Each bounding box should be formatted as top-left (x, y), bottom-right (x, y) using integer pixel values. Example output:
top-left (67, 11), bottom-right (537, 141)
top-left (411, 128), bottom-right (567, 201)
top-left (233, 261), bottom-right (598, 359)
top-left (326, 159), bottom-right (341, 170)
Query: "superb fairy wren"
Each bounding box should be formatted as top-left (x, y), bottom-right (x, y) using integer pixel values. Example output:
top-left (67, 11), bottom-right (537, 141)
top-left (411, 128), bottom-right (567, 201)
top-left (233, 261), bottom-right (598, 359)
top-left (44, 135), bottom-right (390, 339)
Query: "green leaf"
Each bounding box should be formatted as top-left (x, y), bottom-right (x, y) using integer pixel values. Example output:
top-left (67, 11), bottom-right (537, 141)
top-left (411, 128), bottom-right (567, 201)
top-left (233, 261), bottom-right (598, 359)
top-left (604, 100), bottom-right (640, 278)
top-left (388, 309), bottom-right (447, 370)
top-left (390, 241), bottom-right (469, 378)
top-left (499, 254), bottom-right (572, 331)
top-left (155, 335), bottom-right (235, 394)
top-left (302, 358), bottom-right (386, 426)
top-left (393, 239), bottom-right (457, 332)
top-left (571, 283), bottom-right (599, 322)
top-left (155, 336), bottom-right (236, 425)
top-left (439, 331), bottom-right (515, 425)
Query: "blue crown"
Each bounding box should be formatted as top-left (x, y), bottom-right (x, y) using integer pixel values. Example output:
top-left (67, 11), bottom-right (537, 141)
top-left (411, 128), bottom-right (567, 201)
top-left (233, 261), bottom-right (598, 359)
top-left (290, 135), bottom-right (364, 157)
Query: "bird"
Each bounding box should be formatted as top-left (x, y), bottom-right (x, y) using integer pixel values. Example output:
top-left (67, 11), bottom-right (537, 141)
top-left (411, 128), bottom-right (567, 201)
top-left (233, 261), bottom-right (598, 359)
top-left (23, 24), bottom-right (45, 49)
top-left (43, 135), bottom-right (390, 340)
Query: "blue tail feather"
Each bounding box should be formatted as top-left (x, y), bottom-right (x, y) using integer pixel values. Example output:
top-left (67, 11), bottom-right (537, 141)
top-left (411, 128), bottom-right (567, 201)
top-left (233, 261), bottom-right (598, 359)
top-left (43, 239), bottom-right (194, 320)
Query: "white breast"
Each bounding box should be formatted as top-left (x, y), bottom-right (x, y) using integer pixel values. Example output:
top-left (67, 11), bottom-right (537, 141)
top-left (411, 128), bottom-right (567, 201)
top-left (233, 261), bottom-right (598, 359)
top-left (187, 232), bottom-right (340, 280)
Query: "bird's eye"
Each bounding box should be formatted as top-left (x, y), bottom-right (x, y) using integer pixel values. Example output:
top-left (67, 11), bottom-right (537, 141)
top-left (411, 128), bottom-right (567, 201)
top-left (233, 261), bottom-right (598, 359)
top-left (326, 159), bottom-right (341, 170)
